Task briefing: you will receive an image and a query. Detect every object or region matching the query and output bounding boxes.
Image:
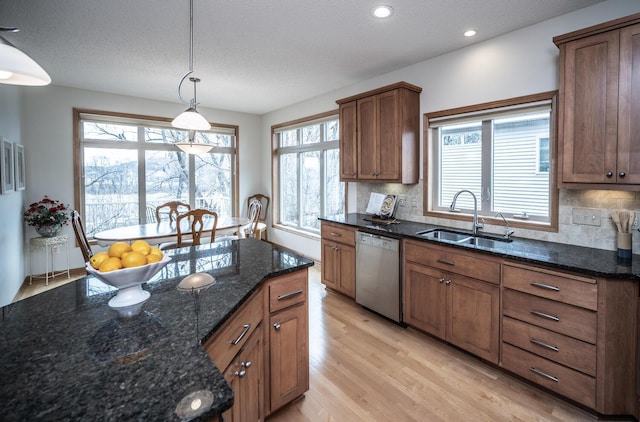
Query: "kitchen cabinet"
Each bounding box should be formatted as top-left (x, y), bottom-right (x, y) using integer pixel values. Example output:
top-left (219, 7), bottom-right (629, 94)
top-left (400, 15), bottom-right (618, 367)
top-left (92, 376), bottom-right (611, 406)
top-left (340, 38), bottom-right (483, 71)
top-left (501, 261), bottom-right (637, 415)
top-left (336, 82), bottom-right (421, 184)
top-left (554, 13), bottom-right (640, 189)
top-left (321, 221), bottom-right (356, 298)
top-left (265, 270), bottom-right (309, 415)
top-left (403, 239), bottom-right (500, 364)
top-left (222, 325), bottom-right (264, 422)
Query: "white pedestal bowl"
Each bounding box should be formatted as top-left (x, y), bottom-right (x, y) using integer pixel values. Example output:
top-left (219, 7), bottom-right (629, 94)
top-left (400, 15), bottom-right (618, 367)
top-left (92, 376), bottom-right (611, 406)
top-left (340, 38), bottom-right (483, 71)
top-left (85, 257), bottom-right (171, 309)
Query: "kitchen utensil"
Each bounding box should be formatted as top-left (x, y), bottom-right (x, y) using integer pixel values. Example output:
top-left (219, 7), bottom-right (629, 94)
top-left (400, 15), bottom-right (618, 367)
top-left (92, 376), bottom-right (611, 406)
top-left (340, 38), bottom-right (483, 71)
top-left (611, 209), bottom-right (622, 232)
top-left (620, 211), bottom-right (630, 233)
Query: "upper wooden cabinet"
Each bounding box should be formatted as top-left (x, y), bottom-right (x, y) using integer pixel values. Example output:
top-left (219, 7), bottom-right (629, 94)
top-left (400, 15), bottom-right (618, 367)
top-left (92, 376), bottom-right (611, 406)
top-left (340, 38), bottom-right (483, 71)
top-left (554, 14), bottom-right (640, 189)
top-left (336, 82), bottom-right (422, 184)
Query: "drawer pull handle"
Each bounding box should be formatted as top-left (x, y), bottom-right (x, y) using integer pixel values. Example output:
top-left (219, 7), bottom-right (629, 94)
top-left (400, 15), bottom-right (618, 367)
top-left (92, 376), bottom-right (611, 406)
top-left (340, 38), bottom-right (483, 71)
top-left (231, 323), bottom-right (251, 345)
top-left (436, 258), bottom-right (455, 266)
top-left (530, 338), bottom-right (559, 352)
top-left (330, 232), bottom-right (342, 237)
top-left (530, 310), bottom-right (559, 322)
top-left (531, 282), bottom-right (560, 292)
top-left (278, 289), bottom-right (304, 300)
top-left (530, 367), bottom-right (558, 382)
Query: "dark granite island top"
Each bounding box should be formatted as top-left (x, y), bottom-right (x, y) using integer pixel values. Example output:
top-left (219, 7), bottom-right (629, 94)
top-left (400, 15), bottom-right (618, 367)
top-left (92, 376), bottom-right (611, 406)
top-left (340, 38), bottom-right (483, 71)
top-left (0, 238), bottom-right (313, 421)
top-left (321, 213), bottom-right (640, 279)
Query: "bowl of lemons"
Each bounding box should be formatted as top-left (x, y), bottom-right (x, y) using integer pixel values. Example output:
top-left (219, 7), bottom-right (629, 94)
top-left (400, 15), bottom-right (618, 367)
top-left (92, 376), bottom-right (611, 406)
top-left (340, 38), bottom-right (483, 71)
top-left (85, 240), bottom-right (171, 309)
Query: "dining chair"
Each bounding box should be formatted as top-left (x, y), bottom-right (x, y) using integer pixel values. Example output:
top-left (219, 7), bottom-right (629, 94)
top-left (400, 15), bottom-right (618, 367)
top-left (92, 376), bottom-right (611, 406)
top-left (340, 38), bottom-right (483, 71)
top-left (217, 199), bottom-right (262, 241)
top-left (155, 201), bottom-right (191, 223)
top-left (161, 209), bottom-right (218, 250)
top-left (71, 210), bottom-right (93, 263)
top-left (247, 193), bottom-right (269, 240)
top-left (145, 205), bottom-right (157, 223)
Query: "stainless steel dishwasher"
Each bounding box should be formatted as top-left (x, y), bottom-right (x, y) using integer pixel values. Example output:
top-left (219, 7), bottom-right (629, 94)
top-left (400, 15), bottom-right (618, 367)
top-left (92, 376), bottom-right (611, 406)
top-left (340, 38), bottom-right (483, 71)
top-left (355, 231), bottom-right (401, 323)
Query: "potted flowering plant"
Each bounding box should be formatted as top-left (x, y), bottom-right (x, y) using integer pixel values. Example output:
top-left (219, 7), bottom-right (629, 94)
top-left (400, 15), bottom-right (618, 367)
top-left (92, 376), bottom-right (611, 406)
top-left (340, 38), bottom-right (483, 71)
top-left (24, 196), bottom-right (71, 237)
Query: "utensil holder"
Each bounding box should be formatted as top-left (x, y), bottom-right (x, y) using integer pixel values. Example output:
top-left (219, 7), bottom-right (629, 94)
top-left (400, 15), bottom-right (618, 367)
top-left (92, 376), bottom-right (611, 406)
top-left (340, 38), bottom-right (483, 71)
top-left (617, 232), bottom-right (632, 259)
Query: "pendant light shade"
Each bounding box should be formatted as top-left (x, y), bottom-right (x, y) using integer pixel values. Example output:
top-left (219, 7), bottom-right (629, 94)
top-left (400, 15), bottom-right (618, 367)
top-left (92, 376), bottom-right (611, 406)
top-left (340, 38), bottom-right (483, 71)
top-left (172, 0), bottom-right (213, 155)
top-left (0, 29), bottom-right (51, 86)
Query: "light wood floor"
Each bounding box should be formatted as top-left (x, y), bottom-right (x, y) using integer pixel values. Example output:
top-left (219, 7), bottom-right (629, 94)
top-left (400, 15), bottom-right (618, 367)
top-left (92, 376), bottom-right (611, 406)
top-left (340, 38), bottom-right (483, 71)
top-left (13, 267), bottom-right (87, 302)
top-left (268, 266), bottom-right (599, 422)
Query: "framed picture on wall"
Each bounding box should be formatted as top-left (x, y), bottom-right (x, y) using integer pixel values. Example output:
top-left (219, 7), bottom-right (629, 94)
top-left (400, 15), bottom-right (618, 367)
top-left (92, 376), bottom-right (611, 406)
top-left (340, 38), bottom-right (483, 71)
top-left (14, 143), bottom-right (25, 191)
top-left (1, 138), bottom-right (14, 194)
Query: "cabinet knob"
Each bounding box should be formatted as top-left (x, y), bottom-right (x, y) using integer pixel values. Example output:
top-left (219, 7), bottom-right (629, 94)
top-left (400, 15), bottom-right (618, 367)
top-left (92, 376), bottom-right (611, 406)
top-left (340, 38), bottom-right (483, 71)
top-left (235, 369), bottom-right (247, 378)
top-left (273, 322), bottom-right (281, 331)
top-left (606, 172), bottom-right (613, 178)
top-left (445, 279), bottom-right (452, 285)
top-left (438, 277), bottom-right (445, 283)
top-left (619, 171), bottom-right (626, 178)
top-left (241, 361), bottom-right (252, 368)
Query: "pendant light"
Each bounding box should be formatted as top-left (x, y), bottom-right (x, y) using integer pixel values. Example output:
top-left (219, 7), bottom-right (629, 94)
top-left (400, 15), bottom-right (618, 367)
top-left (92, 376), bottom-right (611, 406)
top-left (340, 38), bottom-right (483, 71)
top-left (0, 27), bottom-right (51, 86)
top-left (172, 0), bottom-right (213, 154)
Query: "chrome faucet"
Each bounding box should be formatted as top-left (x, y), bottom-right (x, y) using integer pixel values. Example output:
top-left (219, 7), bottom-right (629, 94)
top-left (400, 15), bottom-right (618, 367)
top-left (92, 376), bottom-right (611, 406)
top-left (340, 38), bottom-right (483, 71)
top-left (495, 212), bottom-right (515, 239)
top-left (449, 189), bottom-right (483, 235)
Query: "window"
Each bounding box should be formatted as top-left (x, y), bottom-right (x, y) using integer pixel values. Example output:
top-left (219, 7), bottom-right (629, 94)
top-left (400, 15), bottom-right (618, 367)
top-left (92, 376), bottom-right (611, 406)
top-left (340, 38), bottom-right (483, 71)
top-left (73, 109), bottom-right (238, 238)
top-left (425, 92), bottom-right (557, 229)
top-left (272, 112), bottom-right (344, 234)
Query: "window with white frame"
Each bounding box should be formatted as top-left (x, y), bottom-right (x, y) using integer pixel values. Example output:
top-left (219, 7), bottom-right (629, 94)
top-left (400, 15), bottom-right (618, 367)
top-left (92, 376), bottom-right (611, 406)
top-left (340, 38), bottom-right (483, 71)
top-left (74, 109), bottom-right (238, 238)
top-left (273, 112), bottom-right (344, 234)
top-left (425, 92), bottom-right (557, 227)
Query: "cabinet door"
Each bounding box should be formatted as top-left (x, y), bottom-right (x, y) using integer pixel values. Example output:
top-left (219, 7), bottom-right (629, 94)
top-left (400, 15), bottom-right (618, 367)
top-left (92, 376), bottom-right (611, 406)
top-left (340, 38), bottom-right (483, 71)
top-left (337, 244), bottom-right (356, 298)
top-left (446, 275), bottom-right (499, 364)
top-left (561, 31), bottom-right (619, 184)
top-left (617, 23), bottom-right (640, 184)
top-left (321, 241), bottom-right (339, 290)
top-left (339, 101), bottom-right (358, 181)
top-left (269, 304), bottom-right (309, 412)
top-left (403, 262), bottom-right (447, 339)
top-left (222, 325), bottom-right (264, 422)
top-left (376, 89), bottom-right (400, 180)
top-left (357, 95), bottom-right (378, 179)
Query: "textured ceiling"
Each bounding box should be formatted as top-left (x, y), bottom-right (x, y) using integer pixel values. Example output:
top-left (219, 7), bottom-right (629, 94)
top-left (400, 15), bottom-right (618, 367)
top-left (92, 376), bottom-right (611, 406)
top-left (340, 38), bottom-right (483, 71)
top-left (1, 0), bottom-right (604, 115)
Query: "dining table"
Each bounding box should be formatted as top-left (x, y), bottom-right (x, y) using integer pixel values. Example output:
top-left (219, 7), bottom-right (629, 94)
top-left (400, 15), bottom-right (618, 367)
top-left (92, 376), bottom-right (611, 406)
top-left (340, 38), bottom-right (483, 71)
top-left (93, 216), bottom-right (249, 246)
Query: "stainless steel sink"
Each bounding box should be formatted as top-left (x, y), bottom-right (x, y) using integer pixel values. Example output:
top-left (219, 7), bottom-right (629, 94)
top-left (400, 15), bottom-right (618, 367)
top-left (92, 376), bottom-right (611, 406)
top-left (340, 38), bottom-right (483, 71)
top-left (415, 228), bottom-right (512, 246)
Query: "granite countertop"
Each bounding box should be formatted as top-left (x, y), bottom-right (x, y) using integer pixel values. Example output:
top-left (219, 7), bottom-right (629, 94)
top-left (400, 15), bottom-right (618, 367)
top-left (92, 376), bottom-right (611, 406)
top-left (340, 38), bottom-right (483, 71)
top-left (321, 213), bottom-right (640, 279)
top-left (0, 238), bottom-right (313, 421)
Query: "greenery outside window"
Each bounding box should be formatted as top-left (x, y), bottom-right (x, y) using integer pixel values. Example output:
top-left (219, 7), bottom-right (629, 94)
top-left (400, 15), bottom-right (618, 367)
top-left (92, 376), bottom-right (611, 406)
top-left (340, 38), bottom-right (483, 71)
top-left (73, 109), bottom-right (238, 238)
top-left (425, 92), bottom-right (558, 230)
top-left (272, 111), bottom-right (344, 235)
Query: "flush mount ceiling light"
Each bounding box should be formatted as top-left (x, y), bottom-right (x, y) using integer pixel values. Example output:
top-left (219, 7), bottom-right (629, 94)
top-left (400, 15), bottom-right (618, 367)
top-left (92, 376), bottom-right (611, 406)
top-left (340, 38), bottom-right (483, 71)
top-left (0, 27), bottom-right (51, 86)
top-left (464, 29), bottom-right (477, 37)
top-left (172, 0), bottom-right (213, 154)
top-left (371, 5), bottom-right (393, 18)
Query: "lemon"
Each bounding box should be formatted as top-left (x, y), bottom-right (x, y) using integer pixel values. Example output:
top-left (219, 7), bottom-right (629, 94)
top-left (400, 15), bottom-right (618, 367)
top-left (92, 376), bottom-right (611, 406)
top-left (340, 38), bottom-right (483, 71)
top-left (99, 257), bottom-right (123, 272)
top-left (89, 252), bottom-right (110, 269)
top-left (148, 246), bottom-right (163, 258)
top-left (109, 242), bottom-right (132, 258)
top-left (131, 240), bottom-right (151, 256)
top-left (146, 253), bottom-right (162, 264)
top-left (121, 251), bottom-right (147, 268)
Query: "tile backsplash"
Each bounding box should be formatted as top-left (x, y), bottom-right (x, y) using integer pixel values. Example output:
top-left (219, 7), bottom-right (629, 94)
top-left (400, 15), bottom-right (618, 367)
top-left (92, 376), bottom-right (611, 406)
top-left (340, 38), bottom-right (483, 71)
top-left (356, 181), bottom-right (640, 252)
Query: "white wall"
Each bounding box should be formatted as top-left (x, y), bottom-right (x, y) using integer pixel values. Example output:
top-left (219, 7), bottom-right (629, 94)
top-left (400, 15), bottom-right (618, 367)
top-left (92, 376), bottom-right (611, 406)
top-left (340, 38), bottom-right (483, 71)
top-left (0, 85), bottom-right (26, 307)
top-left (261, 0), bottom-right (640, 261)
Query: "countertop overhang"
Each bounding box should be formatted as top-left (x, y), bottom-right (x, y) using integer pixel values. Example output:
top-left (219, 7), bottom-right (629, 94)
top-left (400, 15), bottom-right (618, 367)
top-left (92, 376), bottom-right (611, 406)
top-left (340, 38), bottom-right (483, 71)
top-left (321, 213), bottom-right (640, 279)
top-left (0, 238), bottom-right (313, 421)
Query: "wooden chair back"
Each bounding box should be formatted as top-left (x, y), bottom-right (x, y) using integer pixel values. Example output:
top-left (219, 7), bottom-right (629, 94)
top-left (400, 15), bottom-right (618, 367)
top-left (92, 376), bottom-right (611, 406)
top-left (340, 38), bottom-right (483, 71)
top-left (155, 201), bottom-right (191, 223)
top-left (71, 210), bottom-right (93, 262)
top-left (176, 209), bottom-right (218, 247)
top-left (243, 199), bottom-right (263, 238)
top-left (247, 194), bottom-right (269, 223)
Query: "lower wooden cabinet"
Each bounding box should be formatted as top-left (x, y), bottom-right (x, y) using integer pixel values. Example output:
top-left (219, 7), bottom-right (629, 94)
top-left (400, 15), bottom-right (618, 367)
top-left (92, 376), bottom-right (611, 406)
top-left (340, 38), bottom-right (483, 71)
top-left (222, 325), bottom-right (264, 422)
top-left (321, 221), bottom-right (356, 298)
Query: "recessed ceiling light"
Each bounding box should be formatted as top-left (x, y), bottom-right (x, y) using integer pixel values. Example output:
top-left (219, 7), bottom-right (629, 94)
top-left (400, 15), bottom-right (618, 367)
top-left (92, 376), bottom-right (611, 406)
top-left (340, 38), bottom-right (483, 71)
top-left (464, 29), bottom-right (477, 37)
top-left (372, 5), bottom-right (393, 19)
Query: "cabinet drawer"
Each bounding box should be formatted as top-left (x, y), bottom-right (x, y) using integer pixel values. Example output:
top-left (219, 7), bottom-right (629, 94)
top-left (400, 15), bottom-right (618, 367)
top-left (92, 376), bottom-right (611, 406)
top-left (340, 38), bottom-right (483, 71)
top-left (503, 289), bottom-right (596, 343)
top-left (268, 270), bottom-right (308, 313)
top-left (204, 290), bottom-right (264, 372)
top-left (502, 317), bottom-right (596, 376)
top-left (321, 222), bottom-right (355, 246)
top-left (404, 240), bottom-right (500, 284)
top-left (502, 343), bottom-right (595, 409)
top-left (503, 263), bottom-right (597, 310)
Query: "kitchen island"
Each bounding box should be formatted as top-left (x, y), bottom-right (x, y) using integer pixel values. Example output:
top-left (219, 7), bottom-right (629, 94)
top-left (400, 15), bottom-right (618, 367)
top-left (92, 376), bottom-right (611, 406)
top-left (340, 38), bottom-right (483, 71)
top-left (0, 238), bottom-right (313, 421)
